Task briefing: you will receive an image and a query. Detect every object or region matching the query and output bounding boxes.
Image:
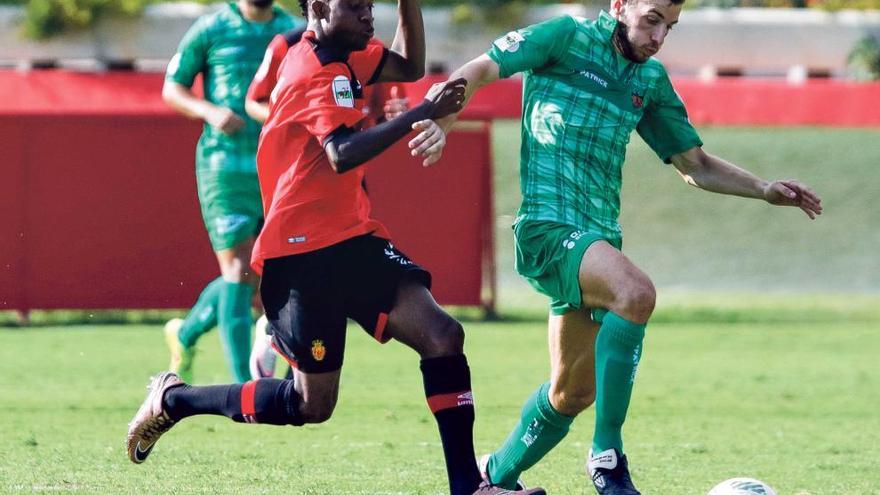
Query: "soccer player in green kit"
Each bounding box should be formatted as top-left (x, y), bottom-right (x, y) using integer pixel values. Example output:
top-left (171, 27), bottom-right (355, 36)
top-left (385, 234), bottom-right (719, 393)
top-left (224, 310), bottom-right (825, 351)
top-left (411, 0), bottom-right (823, 493)
top-left (162, 0), bottom-right (301, 383)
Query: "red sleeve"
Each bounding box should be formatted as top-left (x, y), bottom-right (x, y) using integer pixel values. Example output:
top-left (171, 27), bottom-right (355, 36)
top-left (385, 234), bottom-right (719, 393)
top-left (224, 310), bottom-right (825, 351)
top-left (294, 65), bottom-right (366, 143)
top-left (349, 39), bottom-right (389, 86)
top-left (247, 35), bottom-right (288, 103)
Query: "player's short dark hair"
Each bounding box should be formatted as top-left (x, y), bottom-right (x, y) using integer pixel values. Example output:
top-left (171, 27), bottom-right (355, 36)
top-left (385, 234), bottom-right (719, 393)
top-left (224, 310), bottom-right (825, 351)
top-left (299, 0), bottom-right (308, 17)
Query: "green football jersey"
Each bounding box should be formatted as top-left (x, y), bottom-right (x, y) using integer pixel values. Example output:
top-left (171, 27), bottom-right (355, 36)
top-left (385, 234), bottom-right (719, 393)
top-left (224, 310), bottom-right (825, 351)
top-left (166, 3), bottom-right (301, 173)
top-left (488, 12), bottom-right (703, 241)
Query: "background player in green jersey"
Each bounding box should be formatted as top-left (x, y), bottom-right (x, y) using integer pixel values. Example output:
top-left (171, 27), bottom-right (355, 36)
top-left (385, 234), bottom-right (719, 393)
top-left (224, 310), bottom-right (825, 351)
top-left (412, 0), bottom-right (823, 493)
top-left (162, 0), bottom-right (301, 383)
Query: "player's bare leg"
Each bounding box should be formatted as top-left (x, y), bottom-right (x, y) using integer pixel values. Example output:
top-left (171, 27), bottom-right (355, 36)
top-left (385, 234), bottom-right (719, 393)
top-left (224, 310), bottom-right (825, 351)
top-left (250, 314), bottom-right (279, 379)
top-left (286, 368), bottom-right (341, 424)
top-left (548, 309), bottom-right (599, 417)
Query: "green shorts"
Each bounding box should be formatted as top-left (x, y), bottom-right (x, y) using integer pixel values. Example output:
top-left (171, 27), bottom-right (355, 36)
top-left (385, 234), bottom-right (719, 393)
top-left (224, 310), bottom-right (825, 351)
top-left (195, 168), bottom-right (263, 252)
top-left (514, 220), bottom-right (622, 316)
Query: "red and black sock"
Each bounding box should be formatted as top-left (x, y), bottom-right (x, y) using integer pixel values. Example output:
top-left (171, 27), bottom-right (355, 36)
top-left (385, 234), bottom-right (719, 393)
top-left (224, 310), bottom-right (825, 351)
top-left (163, 378), bottom-right (303, 426)
top-left (421, 354), bottom-right (482, 495)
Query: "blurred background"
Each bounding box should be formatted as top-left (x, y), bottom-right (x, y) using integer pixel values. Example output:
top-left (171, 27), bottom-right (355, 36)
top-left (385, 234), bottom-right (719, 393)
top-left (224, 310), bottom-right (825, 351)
top-left (2, 0), bottom-right (879, 322)
top-left (1, 2), bottom-right (879, 494)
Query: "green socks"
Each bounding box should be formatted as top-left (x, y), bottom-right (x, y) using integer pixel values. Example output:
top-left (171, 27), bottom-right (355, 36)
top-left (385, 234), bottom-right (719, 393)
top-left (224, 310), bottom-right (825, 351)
top-left (218, 281), bottom-right (254, 383)
top-left (176, 277), bottom-right (254, 383)
top-left (592, 311), bottom-right (646, 454)
top-left (488, 381), bottom-right (574, 489)
top-left (178, 277), bottom-right (224, 348)
top-left (487, 312), bottom-right (646, 485)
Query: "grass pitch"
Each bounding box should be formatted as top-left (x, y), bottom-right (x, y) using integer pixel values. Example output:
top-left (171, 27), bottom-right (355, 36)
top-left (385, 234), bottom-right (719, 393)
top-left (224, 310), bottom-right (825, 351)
top-left (1, 306), bottom-right (878, 495)
top-left (1, 127), bottom-right (878, 493)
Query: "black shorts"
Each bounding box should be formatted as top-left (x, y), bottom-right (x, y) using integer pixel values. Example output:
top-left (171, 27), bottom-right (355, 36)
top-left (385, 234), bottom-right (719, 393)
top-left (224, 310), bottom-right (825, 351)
top-left (260, 234), bottom-right (431, 373)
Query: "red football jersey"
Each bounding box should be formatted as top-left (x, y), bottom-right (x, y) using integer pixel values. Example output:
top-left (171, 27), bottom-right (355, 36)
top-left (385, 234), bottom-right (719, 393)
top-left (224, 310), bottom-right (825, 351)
top-left (248, 30), bottom-right (404, 128)
top-left (252, 31), bottom-right (391, 272)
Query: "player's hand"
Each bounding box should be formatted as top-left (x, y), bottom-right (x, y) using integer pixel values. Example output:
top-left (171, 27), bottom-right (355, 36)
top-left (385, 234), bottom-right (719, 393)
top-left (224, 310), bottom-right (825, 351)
top-left (383, 86), bottom-right (409, 121)
top-left (423, 78), bottom-right (467, 120)
top-left (763, 180), bottom-right (823, 219)
top-left (408, 120), bottom-right (447, 167)
top-left (205, 106), bottom-right (245, 135)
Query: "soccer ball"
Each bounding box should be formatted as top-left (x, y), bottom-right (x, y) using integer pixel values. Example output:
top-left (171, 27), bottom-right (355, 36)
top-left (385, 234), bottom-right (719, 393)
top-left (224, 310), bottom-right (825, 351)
top-left (707, 478), bottom-right (778, 495)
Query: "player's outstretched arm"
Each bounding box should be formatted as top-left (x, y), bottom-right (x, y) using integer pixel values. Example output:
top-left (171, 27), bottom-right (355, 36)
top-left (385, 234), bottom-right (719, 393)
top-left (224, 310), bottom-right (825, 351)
top-left (162, 80), bottom-right (245, 135)
top-left (323, 78), bottom-right (466, 173)
top-left (408, 54), bottom-right (500, 166)
top-left (670, 146), bottom-right (823, 219)
top-left (375, 0), bottom-right (426, 83)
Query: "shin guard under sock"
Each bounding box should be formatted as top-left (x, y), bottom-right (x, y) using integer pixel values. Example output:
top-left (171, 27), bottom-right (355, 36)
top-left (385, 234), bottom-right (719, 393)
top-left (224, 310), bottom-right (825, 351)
top-left (218, 281), bottom-right (253, 383)
top-left (421, 354), bottom-right (482, 495)
top-left (592, 311), bottom-right (646, 454)
top-left (178, 277), bottom-right (224, 348)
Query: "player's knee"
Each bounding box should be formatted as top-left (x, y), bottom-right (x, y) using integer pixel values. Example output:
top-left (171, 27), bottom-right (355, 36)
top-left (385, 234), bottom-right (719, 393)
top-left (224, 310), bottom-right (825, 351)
top-left (220, 261), bottom-right (249, 283)
top-left (299, 400), bottom-right (336, 424)
top-left (421, 316), bottom-right (465, 357)
top-left (550, 384), bottom-right (595, 416)
top-left (615, 277), bottom-right (656, 323)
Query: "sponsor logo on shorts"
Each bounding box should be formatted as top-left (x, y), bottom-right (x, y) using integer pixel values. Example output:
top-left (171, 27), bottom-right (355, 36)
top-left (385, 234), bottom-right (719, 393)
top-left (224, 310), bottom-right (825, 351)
top-left (215, 214), bottom-right (250, 235)
top-left (384, 243), bottom-right (413, 266)
top-left (311, 340), bottom-right (326, 362)
top-left (562, 230), bottom-right (589, 250)
top-left (287, 236), bottom-right (307, 244)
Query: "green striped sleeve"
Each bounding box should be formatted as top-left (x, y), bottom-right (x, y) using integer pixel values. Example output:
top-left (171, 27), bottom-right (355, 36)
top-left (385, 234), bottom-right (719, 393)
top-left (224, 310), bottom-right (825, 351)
top-left (637, 70), bottom-right (703, 163)
top-left (166, 16), bottom-right (209, 88)
top-left (487, 16), bottom-right (577, 79)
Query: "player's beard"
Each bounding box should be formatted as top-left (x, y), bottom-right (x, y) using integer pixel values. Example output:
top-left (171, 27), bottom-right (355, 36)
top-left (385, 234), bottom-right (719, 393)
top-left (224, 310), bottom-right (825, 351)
top-left (613, 21), bottom-right (646, 64)
top-left (248, 0), bottom-right (273, 9)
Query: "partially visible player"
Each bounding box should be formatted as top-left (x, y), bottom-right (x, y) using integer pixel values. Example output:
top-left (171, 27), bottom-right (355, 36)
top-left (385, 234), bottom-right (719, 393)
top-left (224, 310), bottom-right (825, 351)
top-left (129, 1), bottom-right (542, 494)
top-left (244, 23), bottom-right (409, 379)
top-left (161, 0), bottom-right (301, 383)
top-left (412, 0), bottom-right (822, 493)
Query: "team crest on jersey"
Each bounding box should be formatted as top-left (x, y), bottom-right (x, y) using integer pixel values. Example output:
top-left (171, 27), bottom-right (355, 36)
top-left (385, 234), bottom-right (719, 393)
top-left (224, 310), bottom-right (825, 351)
top-left (311, 340), bottom-right (326, 362)
top-left (631, 93), bottom-right (644, 109)
top-left (494, 31), bottom-right (525, 53)
top-left (332, 75), bottom-right (355, 108)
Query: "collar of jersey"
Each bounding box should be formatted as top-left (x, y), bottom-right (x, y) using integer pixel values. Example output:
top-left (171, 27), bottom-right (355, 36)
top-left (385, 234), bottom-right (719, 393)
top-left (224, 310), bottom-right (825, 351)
top-left (303, 30), bottom-right (352, 65)
top-left (596, 10), bottom-right (619, 39)
top-left (596, 10), bottom-right (635, 69)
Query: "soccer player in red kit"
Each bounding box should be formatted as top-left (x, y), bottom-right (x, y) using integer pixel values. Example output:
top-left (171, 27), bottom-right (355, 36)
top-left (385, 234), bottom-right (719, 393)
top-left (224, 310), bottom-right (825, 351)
top-left (126, 1), bottom-right (543, 494)
top-left (244, 23), bottom-right (408, 380)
